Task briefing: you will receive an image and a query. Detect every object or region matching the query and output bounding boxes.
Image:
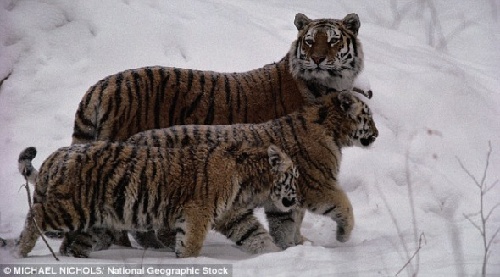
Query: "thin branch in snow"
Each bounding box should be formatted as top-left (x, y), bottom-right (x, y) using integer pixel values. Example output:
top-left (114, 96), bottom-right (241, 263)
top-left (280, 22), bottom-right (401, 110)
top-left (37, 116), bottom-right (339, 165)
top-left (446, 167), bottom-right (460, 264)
top-left (436, 19), bottom-right (476, 51)
top-left (457, 141), bottom-right (499, 277)
top-left (485, 203), bottom-right (500, 222)
top-left (396, 233), bottom-right (426, 276)
top-left (456, 158), bottom-right (481, 188)
top-left (375, 181), bottom-right (413, 271)
top-left (405, 135), bottom-right (420, 273)
top-left (463, 213), bottom-right (483, 234)
top-left (484, 179), bottom-right (499, 195)
top-left (486, 228), bottom-right (500, 253)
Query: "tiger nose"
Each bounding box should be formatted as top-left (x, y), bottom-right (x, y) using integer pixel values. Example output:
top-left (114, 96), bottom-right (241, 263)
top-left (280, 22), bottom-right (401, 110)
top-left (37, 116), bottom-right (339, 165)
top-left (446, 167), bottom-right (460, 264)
top-left (312, 56), bottom-right (325, 65)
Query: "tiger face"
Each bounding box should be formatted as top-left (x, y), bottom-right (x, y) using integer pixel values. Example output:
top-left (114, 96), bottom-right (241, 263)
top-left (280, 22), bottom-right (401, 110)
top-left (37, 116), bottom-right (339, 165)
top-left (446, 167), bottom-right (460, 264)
top-left (290, 13), bottom-right (363, 92)
top-left (340, 92), bottom-right (378, 147)
top-left (273, 166), bottom-right (299, 211)
top-left (268, 145), bottom-right (300, 212)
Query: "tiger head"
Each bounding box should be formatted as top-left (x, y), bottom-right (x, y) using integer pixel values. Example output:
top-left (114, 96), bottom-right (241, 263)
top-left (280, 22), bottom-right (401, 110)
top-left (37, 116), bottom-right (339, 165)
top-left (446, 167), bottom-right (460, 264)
top-left (313, 92), bottom-right (378, 148)
top-left (339, 92), bottom-right (377, 147)
top-left (289, 13), bottom-right (364, 97)
top-left (267, 145), bottom-right (300, 212)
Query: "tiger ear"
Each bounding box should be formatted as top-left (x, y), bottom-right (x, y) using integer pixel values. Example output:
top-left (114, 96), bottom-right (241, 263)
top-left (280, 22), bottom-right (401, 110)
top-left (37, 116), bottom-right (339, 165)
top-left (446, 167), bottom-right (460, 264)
top-left (342, 13), bottom-right (360, 36)
top-left (338, 92), bottom-right (355, 114)
top-left (294, 13), bottom-right (311, 31)
top-left (268, 144), bottom-right (291, 172)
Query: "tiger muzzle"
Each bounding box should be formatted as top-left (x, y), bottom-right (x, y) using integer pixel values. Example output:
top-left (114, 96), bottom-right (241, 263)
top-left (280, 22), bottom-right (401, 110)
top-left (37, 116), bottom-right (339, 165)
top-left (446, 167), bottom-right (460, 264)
top-left (282, 197), bottom-right (296, 208)
top-left (360, 135), bottom-right (377, 147)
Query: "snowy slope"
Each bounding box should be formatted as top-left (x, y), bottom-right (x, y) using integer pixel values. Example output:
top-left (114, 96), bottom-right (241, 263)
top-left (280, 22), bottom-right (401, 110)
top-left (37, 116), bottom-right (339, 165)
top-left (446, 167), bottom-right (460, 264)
top-left (1, 1), bottom-right (499, 276)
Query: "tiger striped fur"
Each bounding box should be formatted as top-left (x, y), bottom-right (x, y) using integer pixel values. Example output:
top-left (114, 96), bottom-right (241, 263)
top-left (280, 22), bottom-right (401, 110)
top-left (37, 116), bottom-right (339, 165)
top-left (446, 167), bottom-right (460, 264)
top-left (127, 91), bottom-right (378, 249)
top-left (69, 12), bottom-right (368, 249)
top-left (16, 142), bottom-right (298, 258)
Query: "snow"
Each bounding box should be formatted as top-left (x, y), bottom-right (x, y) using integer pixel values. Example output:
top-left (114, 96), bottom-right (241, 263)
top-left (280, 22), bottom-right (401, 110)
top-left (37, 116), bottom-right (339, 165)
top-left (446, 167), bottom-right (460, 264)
top-left (1, 0), bottom-right (500, 276)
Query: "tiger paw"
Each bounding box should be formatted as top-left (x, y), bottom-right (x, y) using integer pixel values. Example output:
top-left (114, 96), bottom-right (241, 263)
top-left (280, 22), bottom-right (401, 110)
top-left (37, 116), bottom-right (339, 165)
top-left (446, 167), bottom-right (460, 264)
top-left (257, 241), bottom-right (281, 253)
top-left (12, 249), bottom-right (24, 259)
top-left (336, 226), bottom-right (351, 242)
top-left (59, 236), bottom-right (92, 258)
top-left (295, 234), bottom-right (312, 245)
top-left (274, 239), bottom-right (296, 250)
top-left (238, 236), bottom-right (281, 254)
top-left (59, 245), bottom-right (91, 258)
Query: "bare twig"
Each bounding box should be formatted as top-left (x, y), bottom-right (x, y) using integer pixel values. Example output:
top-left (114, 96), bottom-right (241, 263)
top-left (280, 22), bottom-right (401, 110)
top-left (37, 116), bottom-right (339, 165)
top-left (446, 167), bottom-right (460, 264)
top-left (463, 213), bottom-right (482, 234)
top-left (396, 233), bottom-right (426, 276)
top-left (486, 228), bottom-right (500, 252)
top-left (405, 137), bottom-right (421, 275)
top-left (484, 180), bottom-right (498, 194)
top-left (375, 181), bottom-right (413, 271)
top-left (456, 158), bottom-right (481, 188)
top-left (457, 141), bottom-right (499, 277)
top-left (22, 178), bottom-right (59, 261)
top-left (436, 19), bottom-right (476, 51)
top-left (485, 203), bottom-right (500, 222)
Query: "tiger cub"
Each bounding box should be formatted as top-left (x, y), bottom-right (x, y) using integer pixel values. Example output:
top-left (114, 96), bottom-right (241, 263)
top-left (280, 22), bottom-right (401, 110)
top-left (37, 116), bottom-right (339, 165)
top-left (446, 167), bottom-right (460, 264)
top-left (16, 142), bottom-right (298, 258)
top-left (128, 91), bottom-right (378, 249)
top-left (72, 13), bottom-right (368, 144)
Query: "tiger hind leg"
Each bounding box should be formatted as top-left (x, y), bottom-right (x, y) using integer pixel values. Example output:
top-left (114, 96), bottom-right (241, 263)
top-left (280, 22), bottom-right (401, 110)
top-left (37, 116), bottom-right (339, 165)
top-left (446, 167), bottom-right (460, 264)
top-left (174, 208), bottom-right (211, 258)
top-left (16, 203), bottom-right (44, 258)
top-left (215, 208), bottom-right (280, 254)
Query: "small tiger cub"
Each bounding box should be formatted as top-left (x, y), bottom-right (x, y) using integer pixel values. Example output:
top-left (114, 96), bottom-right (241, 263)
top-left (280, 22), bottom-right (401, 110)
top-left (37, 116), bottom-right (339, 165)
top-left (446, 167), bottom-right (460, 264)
top-left (16, 142), bottom-right (298, 258)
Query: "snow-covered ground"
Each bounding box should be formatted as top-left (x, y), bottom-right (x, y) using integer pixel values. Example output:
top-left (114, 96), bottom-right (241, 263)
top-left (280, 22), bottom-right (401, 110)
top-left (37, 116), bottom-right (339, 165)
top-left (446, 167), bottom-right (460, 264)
top-left (1, 1), bottom-right (499, 276)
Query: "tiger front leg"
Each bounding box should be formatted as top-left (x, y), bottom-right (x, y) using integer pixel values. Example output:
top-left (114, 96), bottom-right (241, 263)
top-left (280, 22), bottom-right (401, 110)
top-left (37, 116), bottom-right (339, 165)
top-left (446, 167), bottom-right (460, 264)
top-left (264, 203), bottom-right (306, 249)
top-left (214, 208), bottom-right (280, 254)
top-left (16, 203), bottom-right (44, 258)
top-left (306, 187), bottom-right (354, 242)
top-left (174, 207), bottom-right (211, 258)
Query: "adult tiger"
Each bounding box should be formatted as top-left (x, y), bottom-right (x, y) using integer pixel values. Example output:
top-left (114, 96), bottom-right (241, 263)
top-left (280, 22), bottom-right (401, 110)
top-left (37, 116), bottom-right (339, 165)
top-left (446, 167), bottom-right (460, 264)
top-left (72, 13), bottom-right (368, 144)
top-left (70, 13), bottom-right (368, 248)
